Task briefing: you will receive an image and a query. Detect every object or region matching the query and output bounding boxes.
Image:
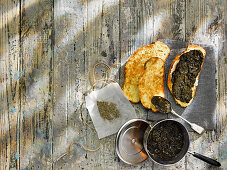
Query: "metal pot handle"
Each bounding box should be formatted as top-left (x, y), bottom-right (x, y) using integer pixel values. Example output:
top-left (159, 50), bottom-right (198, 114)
top-left (188, 152), bottom-right (221, 167)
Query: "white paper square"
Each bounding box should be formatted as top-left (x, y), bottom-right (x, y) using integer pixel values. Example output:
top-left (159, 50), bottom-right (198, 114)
top-left (85, 83), bottom-right (137, 139)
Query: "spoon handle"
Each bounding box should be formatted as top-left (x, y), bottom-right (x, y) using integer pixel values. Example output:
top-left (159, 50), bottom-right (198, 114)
top-left (171, 110), bottom-right (205, 134)
top-left (171, 110), bottom-right (192, 125)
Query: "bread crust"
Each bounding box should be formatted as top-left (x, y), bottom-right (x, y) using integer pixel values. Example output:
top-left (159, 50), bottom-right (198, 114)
top-left (123, 41), bottom-right (170, 103)
top-left (167, 45), bottom-right (206, 107)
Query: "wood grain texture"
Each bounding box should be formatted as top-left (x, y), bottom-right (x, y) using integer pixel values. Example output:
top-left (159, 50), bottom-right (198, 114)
top-left (0, 0), bottom-right (20, 169)
top-left (184, 1), bottom-right (226, 169)
top-left (0, 0), bottom-right (226, 169)
top-left (0, 0), bottom-right (54, 169)
top-left (52, 0), bottom-right (88, 169)
top-left (20, 0), bottom-right (54, 169)
top-left (83, 0), bottom-right (121, 169)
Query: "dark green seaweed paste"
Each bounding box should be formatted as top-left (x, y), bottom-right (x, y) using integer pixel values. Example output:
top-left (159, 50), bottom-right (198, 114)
top-left (147, 121), bottom-right (184, 161)
top-left (171, 50), bottom-right (204, 103)
top-left (151, 96), bottom-right (171, 114)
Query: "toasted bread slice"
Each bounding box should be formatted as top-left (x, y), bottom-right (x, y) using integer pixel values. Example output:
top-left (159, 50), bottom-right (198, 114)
top-left (123, 41), bottom-right (170, 103)
top-left (139, 57), bottom-right (165, 111)
top-left (168, 45), bottom-right (206, 107)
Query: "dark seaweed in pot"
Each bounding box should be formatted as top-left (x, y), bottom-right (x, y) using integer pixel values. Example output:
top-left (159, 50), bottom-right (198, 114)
top-left (147, 121), bottom-right (184, 161)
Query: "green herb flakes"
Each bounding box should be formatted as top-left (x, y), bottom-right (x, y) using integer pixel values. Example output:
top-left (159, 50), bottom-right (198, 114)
top-left (97, 101), bottom-right (120, 121)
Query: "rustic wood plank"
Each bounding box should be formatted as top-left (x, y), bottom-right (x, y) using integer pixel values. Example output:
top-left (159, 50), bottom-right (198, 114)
top-left (216, 5), bottom-right (227, 166)
top-left (184, 0), bottom-right (226, 169)
top-left (84, 0), bottom-right (121, 169)
top-left (0, 2), bottom-right (10, 168)
top-left (217, 55), bottom-right (227, 168)
top-left (19, 0), bottom-right (54, 169)
top-left (52, 0), bottom-right (89, 169)
top-left (0, 1), bottom-right (21, 169)
top-left (152, 0), bottom-right (186, 42)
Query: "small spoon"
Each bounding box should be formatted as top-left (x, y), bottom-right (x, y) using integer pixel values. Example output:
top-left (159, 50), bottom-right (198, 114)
top-left (151, 96), bottom-right (205, 134)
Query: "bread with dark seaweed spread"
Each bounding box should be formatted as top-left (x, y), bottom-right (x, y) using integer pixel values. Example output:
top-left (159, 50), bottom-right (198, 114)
top-left (168, 45), bottom-right (206, 107)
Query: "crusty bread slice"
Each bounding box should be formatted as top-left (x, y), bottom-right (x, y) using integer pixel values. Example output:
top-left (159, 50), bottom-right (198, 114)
top-left (123, 41), bottom-right (170, 103)
top-left (139, 57), bottom-right (165, 111)
top-left (168, 45), bottom-right (206, 107)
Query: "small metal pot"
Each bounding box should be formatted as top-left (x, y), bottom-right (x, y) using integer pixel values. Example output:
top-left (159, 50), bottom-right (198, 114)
top-left (143, 119), bottom-right (221, 167)
top-left (143, 119), bottom-right (189, 165)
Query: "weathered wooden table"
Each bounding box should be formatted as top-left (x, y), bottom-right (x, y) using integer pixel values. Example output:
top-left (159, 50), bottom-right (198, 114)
top-left (0, 0), bottom-right (226, 169)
